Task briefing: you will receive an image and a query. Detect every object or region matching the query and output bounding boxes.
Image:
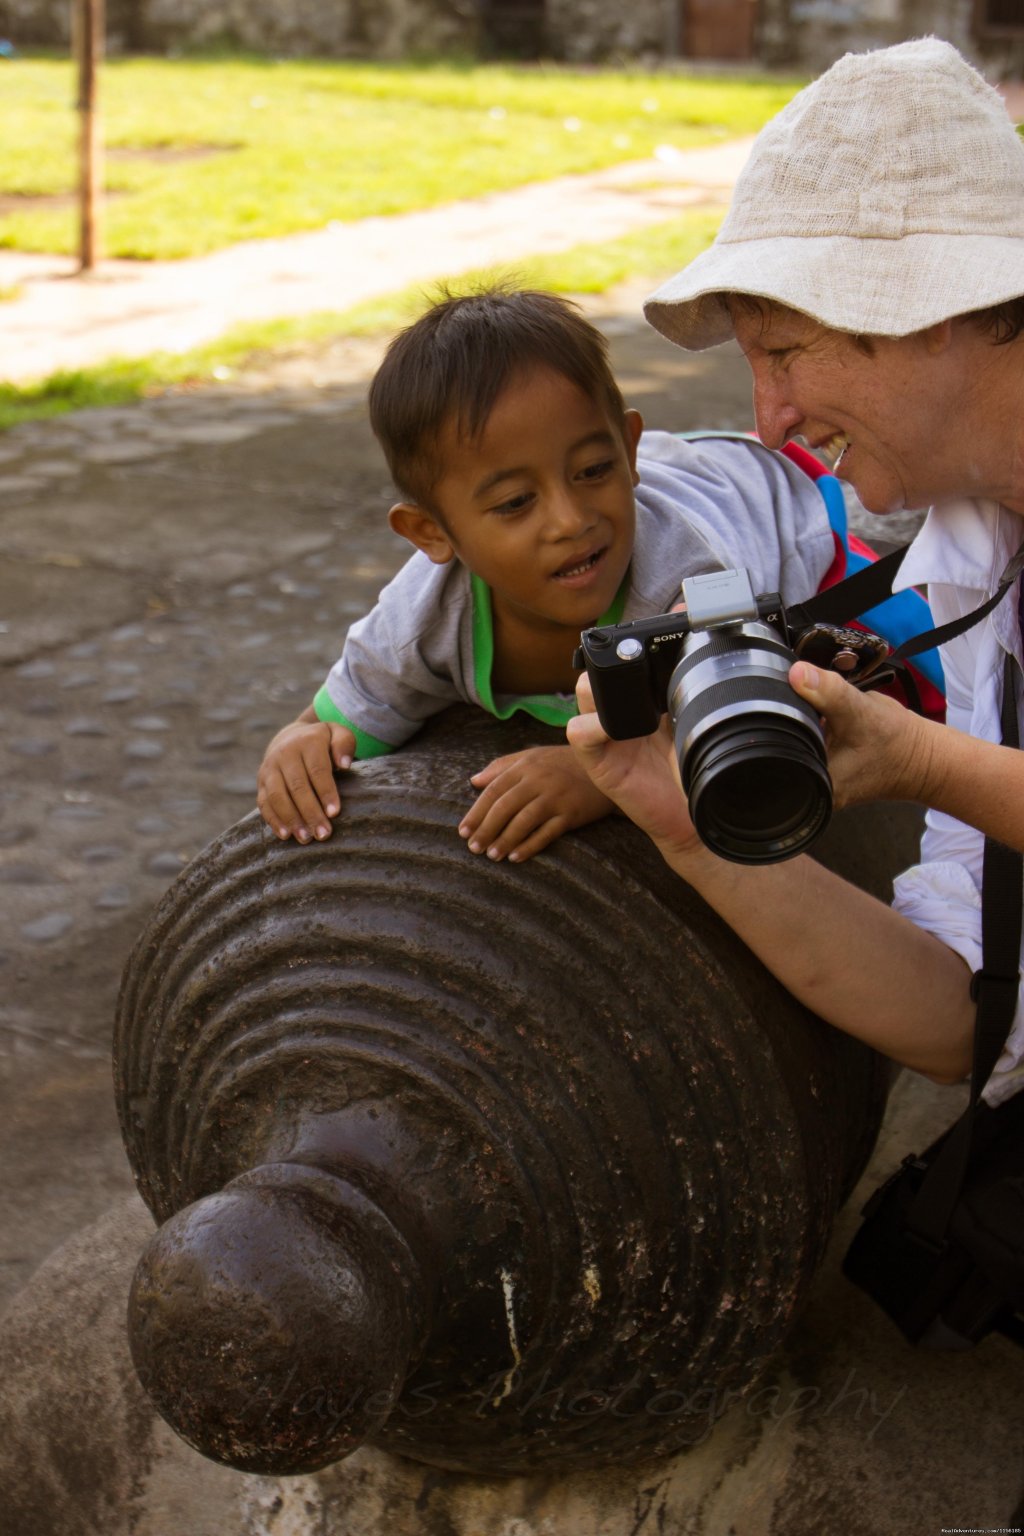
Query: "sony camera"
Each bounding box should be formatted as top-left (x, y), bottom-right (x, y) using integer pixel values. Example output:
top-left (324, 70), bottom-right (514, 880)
top-left (575, 568), bottom-right (887, 866)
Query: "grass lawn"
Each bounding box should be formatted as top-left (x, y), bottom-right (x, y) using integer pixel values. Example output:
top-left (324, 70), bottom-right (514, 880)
top-left (0, 54), bottom-right (800, 258)
top-left (0, 206), bottom-right (724, 430)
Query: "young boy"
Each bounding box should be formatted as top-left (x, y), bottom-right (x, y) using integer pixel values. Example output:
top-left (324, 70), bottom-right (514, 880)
top-left (256, 287), bottom-right (836, 863)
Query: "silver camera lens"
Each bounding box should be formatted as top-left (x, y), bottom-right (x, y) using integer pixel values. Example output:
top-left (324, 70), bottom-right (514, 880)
top-left (668, 622), bottom-right (832, 865)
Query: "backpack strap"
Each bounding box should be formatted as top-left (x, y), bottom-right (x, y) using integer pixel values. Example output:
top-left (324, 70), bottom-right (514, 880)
top-left (694, 436), bottom-right (943, 693)
top-left (779, 450), bottom-right (945, 701)
top-left (678, 434), bottom-right (1022, 719)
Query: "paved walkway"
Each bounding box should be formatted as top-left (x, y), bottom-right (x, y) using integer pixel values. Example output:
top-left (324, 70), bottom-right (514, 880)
top-left (0, 138), bottom-right (753, 384)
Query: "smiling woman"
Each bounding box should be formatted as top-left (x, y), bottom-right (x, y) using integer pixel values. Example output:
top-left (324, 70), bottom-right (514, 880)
top-left (566, 41), bottom-right (1024, 1366)
top-left (572, 35), bottom-right (1024, 1100)
top-left (723, 299), bottom-right (994, 517)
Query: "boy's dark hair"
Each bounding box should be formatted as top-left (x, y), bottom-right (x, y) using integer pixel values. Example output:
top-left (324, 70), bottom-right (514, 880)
top-left (368, 286), bottom-right (628, 513)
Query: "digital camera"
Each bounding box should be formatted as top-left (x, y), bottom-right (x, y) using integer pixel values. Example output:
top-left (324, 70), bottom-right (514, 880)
top-left (576, 568), bottom-right (844, 865)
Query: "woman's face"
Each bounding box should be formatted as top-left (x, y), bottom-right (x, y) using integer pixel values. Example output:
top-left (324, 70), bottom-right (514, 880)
top-left (728, 299), bottom-right (960, 516)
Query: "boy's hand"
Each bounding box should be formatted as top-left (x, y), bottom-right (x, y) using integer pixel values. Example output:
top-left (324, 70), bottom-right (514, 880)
top-left (459, 745), bottom-right (613, 863)
top-left (257, 715), bottom-right (356, 844)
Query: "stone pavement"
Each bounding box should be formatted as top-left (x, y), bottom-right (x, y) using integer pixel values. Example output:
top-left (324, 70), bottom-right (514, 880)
top-left (0, 307), bottom-right (771, 1304)
top-left (0, 138), bottom-right (753, 383)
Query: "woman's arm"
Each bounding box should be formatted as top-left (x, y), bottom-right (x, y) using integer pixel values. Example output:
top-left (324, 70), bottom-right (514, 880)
top-left (663, 833), bottom-right (976, 1082)
top-left (567, 676), bottom-right (976, 1083)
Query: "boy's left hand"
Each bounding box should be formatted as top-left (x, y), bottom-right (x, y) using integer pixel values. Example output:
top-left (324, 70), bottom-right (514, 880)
top-left (459, 745), bottom-right (613, 863)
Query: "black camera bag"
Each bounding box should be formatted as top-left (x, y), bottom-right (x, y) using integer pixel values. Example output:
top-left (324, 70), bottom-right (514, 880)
top-left (843, 1095), bottom-right (1024, 1349)
top-left (842, 652), bottom-right (1024, 1350)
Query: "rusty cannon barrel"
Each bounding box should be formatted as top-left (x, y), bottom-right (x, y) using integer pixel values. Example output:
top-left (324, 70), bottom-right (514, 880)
top-left (115, 709), bottom-right (915, 1478)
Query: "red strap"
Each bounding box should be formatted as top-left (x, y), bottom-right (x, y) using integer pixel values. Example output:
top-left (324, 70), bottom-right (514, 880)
top-left (779, 440), bottom-right (829, 481)
top-left (819, 529), bottom-right (847, 591)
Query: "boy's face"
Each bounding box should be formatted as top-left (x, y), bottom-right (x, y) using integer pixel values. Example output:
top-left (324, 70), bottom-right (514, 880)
top-left (394, 366), bottom-right (641, 639)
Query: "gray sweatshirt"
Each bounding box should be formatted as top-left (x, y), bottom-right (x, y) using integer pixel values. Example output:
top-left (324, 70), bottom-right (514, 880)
top-left (314, 431), bottom-right (835, 756)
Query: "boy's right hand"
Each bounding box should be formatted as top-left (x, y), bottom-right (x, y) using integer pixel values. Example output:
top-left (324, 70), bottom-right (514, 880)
top-left (257, 715), bottom-right (356, 843)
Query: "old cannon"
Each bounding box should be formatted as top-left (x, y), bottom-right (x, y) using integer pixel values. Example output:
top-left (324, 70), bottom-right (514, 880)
top-left (115, 709), bottom-right (914, 1478)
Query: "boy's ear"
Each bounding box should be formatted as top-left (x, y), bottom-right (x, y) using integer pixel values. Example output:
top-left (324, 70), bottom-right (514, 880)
top-left (388, 502), bottom-right (455, 565)
top-left (623, 408), bottom-right (644, 486)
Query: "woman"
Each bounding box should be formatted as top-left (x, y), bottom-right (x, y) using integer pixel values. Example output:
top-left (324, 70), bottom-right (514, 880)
top-left (568, 38), bottom-right (1024, 1105)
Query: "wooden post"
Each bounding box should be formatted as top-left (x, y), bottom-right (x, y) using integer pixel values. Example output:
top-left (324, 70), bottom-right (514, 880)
top-left (73, 0), bottom-right (104, 272)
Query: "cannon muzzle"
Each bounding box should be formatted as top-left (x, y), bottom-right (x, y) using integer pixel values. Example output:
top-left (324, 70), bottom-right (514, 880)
top-left (129, 1161), bottom-right (434, 1472)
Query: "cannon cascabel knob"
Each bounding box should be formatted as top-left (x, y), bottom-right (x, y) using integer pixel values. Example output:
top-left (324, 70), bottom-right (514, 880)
top-left (128, 1162), bottom-right (433, 1474)
top-left (116, 708), bottom-right (914, 1475)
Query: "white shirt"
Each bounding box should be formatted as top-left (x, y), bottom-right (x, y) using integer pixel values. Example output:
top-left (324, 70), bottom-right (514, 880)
top-left (892, 496), bottom-right (1024, 1106)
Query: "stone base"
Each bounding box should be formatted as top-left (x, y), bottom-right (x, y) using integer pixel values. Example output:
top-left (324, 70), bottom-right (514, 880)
top-left (2, 1073), bottom-right (1022, 1536)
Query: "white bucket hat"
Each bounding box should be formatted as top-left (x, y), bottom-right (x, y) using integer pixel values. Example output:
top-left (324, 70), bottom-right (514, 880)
top-left (644, 37), bottom-right (1024, 350)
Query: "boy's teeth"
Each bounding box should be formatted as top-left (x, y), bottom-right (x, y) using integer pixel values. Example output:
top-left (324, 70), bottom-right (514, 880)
top-left (559, 553), bottom-right (597, 577)
top-left (823, 432), bottom-right (849, 463)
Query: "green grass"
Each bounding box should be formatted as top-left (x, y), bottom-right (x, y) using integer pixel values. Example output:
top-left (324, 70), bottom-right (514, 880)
top-left (0, 206), bottom-right (723, 430)
top-left (0, 55), bottom-right (800, 258)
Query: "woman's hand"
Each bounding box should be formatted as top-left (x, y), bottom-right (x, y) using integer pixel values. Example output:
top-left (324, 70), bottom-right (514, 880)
top-left (788, 661), bottom-right (933, 808)
top-left (566, 675), bottom-right (702, 860)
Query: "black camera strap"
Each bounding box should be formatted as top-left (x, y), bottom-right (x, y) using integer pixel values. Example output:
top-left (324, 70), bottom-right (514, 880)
top-left (787, 537), bottom-right (1024, 664)
top-left (786, 543), bottom-right (910, 631)
top-left (904, 651), bottom-right (1023, 1253)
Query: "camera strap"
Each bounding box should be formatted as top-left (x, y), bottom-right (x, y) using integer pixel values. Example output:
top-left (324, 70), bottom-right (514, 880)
top-left (787, 537), bottom-right (1024, 664)
top-left (904, 650), bottom-right (1023, 1253)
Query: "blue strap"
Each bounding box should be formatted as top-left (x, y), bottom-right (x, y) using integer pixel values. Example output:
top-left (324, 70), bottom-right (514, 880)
top-left (817, 475), bottom-right (944, 694)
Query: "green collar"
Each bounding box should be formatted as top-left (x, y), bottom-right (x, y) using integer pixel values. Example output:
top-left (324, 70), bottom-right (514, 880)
top-left (470, 572), bottom-right (628, 727)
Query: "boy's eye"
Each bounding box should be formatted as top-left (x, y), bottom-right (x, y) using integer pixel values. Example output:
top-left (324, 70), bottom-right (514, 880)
top-left (578, 459), bottom-right (615, 482)
top-left (489, 490), bottom-right (534, 516)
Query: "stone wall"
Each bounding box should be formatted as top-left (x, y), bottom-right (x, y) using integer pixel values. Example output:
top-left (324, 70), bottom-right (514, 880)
top-left (758, 0), bottom-right (1020, 74)
top-left (543, 0), bottom-right (671, 61)
top-left (0, 0), bottom-right (478, 57)
top-left (0, 0), bottom-right (72, 45)
top-left (0, 0), bottom-right (1019, 72)
top-left (0, 0), bottom-right (147, 47)
top-left (139, 0), bottom-right (476, 59)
